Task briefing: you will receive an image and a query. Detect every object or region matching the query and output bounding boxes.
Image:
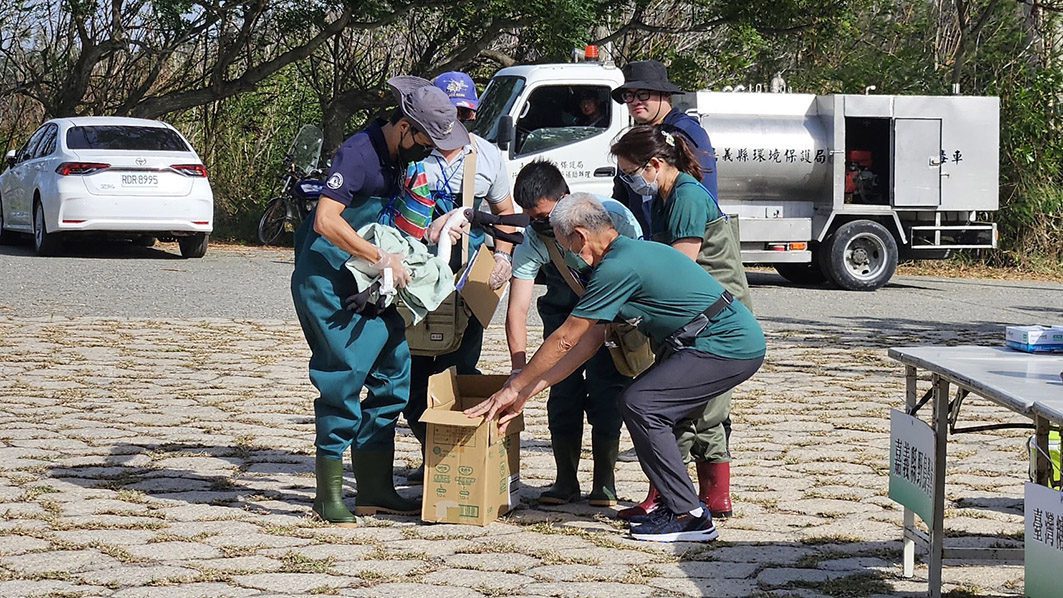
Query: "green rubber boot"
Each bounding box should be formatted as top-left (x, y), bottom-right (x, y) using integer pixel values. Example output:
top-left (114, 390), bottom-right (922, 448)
top-left (588, 434), bottom-right (619, 507)
top-left (352, 447), bottom-right (421, 516)
top-left (312, 455), bottom-right (357, 526)
top-left (407, 429), bottom-right (426, 485)
top-left (538, 435), bottom-right (582, 505)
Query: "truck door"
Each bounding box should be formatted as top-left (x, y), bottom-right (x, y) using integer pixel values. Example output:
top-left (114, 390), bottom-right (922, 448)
top-left (508, 84), bottom-right (618, 196)
top-left (892, 118), bottom-right (942, 207)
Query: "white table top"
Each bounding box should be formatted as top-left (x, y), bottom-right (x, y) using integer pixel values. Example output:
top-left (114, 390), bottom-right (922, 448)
top-left (888, 346), bottom-right (1063, 419)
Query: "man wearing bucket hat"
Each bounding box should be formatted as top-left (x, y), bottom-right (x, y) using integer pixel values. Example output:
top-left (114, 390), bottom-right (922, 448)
top-left (611, 59), bottom-right (718, 232)
top-left (610, 60), bottom-right (743, 525)
top-left (400, 71), bottom-right (519, 484)
top-left (291, 75), bottom-right (468, 525)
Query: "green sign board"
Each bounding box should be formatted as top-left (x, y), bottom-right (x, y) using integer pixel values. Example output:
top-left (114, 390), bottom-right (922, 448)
top-left (889, 409), bottom-right (935, 526)
top-left (1025, 482), bottom-right (1063, 597)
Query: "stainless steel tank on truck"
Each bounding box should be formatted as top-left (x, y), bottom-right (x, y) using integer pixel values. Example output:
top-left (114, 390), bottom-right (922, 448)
top-left (471, 61), bottom-right (999, 291)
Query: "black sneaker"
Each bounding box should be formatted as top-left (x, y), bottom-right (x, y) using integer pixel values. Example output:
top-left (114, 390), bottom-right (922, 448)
top-left (627, 504), bottom-right (668, 525)
top-left (630, 509), bottom-right (718, 543)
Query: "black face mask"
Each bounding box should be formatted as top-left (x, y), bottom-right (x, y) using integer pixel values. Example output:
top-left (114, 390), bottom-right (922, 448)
top-left (530, 218), bottom-right (554, 237)
top-left (397, 129), bottom-right (433, 164)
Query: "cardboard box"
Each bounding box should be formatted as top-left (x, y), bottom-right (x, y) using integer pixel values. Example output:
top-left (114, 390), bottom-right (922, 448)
top-left (419, 368), bottom-right (523, 526)
top-left (457, 244), bottom-right (505, 327)
top-left (1005, 325), bottom-right (1063, 353)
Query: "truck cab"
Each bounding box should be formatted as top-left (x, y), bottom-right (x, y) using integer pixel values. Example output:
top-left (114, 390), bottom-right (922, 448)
top-left (472, 61), bottom-right (999, 291)
top-left (469, 63), bottom-right (625, 196)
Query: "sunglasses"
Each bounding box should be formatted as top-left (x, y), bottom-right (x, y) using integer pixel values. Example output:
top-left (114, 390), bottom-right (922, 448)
top-left (621, 89), bottom-right (655, 103)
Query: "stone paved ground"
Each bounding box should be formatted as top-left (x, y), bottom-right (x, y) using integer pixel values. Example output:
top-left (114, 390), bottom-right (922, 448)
top-left (0, 315), bottom-right (1032, 597)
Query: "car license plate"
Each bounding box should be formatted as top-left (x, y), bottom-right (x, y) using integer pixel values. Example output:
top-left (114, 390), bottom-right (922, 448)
top-left (122, 174), bottom-right (158, 186)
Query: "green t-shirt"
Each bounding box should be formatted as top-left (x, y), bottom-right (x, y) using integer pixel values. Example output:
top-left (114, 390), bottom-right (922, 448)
top-left (651, 172), bottom-right (722, 244)
top-left (570, 236), bottom-right (765, 360)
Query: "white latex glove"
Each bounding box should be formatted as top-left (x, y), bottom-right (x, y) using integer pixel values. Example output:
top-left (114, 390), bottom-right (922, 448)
top-left (426, 208), bottom-right (471, 245)
top-left (489, 252), bottom-right (512, 290)
top-left (371, 248), bottom-right (411, 289)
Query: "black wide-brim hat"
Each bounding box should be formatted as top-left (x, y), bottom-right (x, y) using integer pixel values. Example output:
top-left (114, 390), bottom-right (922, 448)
top-left (610, 59), bottom-right (685, 104)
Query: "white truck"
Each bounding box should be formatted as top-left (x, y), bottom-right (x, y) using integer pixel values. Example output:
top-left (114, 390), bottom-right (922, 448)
top-left (468, 60), bottom-right (999, 291)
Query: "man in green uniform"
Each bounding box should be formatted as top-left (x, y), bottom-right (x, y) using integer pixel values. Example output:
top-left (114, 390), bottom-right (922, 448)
top-left (467, 193), bottom-right (765, 543)
top-left (291, 76), bottom-right (468, 524)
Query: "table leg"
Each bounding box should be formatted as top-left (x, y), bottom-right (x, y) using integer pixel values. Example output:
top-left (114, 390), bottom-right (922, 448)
top-left (1035, 415), bottom-right (1050, 487)
top-left (928, 374), bottom-right (949, 598)
top-left (903, 365), bottom-right (917, 578)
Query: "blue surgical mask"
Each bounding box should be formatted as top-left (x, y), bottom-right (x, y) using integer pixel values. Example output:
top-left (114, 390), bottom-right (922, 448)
top-left (620, 162), bottom-right (659, 196)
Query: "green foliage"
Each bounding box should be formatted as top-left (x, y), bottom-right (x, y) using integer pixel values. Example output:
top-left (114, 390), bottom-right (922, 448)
top-left (169, 66), bottom-right (323, 241)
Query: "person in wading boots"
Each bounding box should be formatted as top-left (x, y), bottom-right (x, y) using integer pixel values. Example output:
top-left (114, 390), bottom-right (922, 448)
top-left (402, 71), bottom-right (518, 484)
top-left (504, 160), bottom-right (643, 506)
top-left (291, 76), bottom-right (469, 524)
top-left (609, 124), bottom-right (753, 521)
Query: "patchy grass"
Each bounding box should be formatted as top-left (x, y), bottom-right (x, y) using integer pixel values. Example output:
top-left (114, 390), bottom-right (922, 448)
top-left (279, 551), bottom-right (334, 574)
top-left (220, 544), bottom-right (264, 558)
top-left (114, 489), bottom-right (150, 504)
top-left (537, 550), bottom-right (600, 566)
top-left (20, 485), bottom-right (60, 501)
top-left (457, 541), bottom-right (520, 555)
top-left (794, 550), bottom-right (850, 568)
top-left (784, 571), bottom-right (892, 597)
top-left (801, 534), bottom-right (863, 546)
top-left (619, 563), bottom-right (660, 585)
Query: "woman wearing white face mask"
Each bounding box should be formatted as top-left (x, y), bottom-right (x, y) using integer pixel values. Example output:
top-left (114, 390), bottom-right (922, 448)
top-left (609, 124), bottom-right (753, 525)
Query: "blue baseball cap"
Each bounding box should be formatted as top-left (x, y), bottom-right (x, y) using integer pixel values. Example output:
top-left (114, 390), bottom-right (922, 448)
top-left (432, 71), bottom-right (478, 111)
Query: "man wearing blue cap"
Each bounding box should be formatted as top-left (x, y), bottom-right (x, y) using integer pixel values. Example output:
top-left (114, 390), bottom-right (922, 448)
top-left (291, 76), bottom-right (468, 525)
top-left (401, 71), bottom-right (518, 483)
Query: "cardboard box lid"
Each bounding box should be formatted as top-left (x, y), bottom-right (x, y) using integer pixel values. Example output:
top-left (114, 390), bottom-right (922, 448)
top-left (421, 368), bottom-right (525, 435)
top-left (457, 245), bottom-right (503, 328)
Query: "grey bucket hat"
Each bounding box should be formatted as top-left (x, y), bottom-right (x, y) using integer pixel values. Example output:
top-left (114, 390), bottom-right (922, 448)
top-left (388, 75), bottom-right (470, 151)
top-left (610, 60), bottom-right (685, 104)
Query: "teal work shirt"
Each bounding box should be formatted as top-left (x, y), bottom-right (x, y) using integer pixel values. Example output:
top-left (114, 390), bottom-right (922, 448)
top-left (651, 172), bottom-right (722, 244)
top-left (570, 236), bottom-right (765, 360)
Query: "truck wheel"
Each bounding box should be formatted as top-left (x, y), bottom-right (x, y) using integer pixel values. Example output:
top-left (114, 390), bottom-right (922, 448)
top-left (178, 233), bottom-right (209, 258)
top-left (823, 220), bottom-right (897, 291)
top-left (773, 263), bottom-right (827, 285)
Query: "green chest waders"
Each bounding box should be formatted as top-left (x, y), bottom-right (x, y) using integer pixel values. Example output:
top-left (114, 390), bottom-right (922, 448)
top-left (291, 200), bottom-right (411, 460)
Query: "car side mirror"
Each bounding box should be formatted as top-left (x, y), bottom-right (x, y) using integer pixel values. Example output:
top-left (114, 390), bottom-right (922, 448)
top-left (496, 116), bottom-right (514, 152)
top-left (4, 150), bottom-right (15, 168)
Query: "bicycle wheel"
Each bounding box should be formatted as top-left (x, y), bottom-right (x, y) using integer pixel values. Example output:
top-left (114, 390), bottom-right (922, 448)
top-left (258, 196), bottom-right (291, 246)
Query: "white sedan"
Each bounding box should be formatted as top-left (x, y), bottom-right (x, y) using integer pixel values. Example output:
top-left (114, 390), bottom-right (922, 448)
top-left (0, 116), bottom-right (213, 258)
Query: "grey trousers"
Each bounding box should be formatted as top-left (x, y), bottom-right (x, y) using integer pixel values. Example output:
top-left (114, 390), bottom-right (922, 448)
top-left (620, 350), bottom-right (764, 514)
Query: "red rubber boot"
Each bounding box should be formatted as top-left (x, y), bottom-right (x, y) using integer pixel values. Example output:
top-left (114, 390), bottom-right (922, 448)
top-left (697, 461), bottom-right (733, 518)
top-left (617, 484), bottom-right (662, 521)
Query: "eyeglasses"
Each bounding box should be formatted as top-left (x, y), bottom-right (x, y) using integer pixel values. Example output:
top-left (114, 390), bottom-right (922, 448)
top-left (618, 161), bottom-right (650, 184)
top-left (621, 89), bottom-right (654, 103)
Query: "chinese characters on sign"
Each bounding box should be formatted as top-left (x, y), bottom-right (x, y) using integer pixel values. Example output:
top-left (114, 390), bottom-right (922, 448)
top-left (893, 437), bottom-right (933, 495)
top-left (1025, 482), bottom-right (1063, 597)
top-left (719, 147), bottom-right (829, 164)
top-left (1029, 505), bottom-right (1063, 551)
top-left (559, 160), bottom-right (592, 180)
top-left (889, 409), bottom-right (936, 526)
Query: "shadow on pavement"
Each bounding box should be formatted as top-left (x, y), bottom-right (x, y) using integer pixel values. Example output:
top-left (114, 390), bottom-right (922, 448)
top-left (0, 237), bottom-right (184, 260)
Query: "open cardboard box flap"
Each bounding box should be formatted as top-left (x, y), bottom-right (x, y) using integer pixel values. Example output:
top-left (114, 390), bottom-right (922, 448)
top-left (457, 245), bottom-right (504, 328)
top-left (420, 368), bottom-right (525, 435)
